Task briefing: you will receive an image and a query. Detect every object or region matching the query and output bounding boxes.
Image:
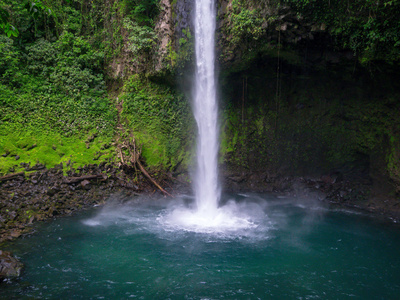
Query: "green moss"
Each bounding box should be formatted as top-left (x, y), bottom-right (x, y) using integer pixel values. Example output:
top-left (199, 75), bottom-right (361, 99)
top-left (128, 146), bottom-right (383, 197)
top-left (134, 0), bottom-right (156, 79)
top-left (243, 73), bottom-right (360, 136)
top-left (0, 31), bottom-right (117, 176)
top-left (0, 130), bottom-right (114, 175)
top-left (120, 75), bottom-right (193, 170)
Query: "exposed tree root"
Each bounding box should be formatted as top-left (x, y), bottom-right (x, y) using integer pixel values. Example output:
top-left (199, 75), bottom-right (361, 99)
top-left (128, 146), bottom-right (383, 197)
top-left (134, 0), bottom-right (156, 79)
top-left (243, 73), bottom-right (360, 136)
top-left (117, 136), bottom-right (172, 197)
top-left (136, 159), bottom-right (172, 197)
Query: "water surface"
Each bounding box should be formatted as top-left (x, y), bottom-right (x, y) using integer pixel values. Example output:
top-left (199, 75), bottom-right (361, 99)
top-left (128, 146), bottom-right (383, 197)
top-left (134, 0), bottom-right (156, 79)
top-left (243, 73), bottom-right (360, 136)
top-left (2, 194), bottom-right (400, 299)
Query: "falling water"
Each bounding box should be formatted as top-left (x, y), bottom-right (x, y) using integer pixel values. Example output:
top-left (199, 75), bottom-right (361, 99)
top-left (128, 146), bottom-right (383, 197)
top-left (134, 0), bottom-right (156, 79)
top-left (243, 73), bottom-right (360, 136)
top-left (157, 0), bottom-right (258, 232)
top-left (193, 0), bottom-right (220, 215)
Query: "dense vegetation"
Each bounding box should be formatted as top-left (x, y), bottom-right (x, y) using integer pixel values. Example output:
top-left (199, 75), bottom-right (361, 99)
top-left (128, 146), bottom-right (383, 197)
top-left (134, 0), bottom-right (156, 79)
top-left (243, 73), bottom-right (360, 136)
top-left (0, 0), bottom-right (115, 175)
top-left (0, 0), bottom-right (192, 176)
top-left (120, 74), bottom-right (193, 169)
top-left (1, 0), bottom-right (400, 200)
top-left (284, 0), bottom-right (400, 64)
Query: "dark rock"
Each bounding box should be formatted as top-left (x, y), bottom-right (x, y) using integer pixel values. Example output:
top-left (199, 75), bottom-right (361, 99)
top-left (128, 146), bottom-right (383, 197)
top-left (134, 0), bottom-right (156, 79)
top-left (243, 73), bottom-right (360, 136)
top-left (7, 211), bottom-right (17, 221)
top-left (10, 230), bottom-right (21, 238)
top-left (228, 175), bottom-right (245, 183)
top-left (81, 180), bottom-right (91, 190)
top-left (53, 163), bottom-right (63, 170)
top-left (0, 162), bottom-right (155, 243)
top-left (27, 144), bottom-right (37, 151)
top-left (1, 151), bottom-right (10, 157)
top-left (321, 175), bottom-right (334, 184)
top-left (0, 250), bottom-right (24, 279)
top-left (30, 163), bottom-right (46, 171)
top-left (47, 187), bottom-right (60, 197)
top-left (15, 155), bottom-right (20, 161)
top-left (20, 162), bottom-right (30, 170)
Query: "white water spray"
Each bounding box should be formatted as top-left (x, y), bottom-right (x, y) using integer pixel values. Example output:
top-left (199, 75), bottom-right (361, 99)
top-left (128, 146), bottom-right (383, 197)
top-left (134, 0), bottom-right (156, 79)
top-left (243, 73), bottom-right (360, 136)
top-left (193, 0), bottom-right (220, 215)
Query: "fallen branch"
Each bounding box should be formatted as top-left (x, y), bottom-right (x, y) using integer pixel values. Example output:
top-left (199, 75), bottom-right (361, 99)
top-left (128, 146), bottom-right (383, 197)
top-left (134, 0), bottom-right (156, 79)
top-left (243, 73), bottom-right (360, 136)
top-left (64, 174), bottom-right (106, 184)
top-left (0, 172), bottom-right (25, 182)
top-left (136, 159), bottom-right (172, 197)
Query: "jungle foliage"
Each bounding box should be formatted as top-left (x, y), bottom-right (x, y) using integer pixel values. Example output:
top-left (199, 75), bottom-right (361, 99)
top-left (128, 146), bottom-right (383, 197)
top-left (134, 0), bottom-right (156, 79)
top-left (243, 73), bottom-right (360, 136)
top-left (0, 0), bottom-right (189, 175)
top-left (0, 1), bottom-right (116, 174)
top-left (1, 0), bottom-right (400, 188)
top-left (227, 0), bottom-right (266, 46)
top-left (284, 0), bottom-right (400, 63)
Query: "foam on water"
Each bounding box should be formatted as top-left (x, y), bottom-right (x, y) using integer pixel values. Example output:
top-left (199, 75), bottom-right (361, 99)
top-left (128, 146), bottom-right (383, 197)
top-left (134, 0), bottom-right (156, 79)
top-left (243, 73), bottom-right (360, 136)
top-left (157, 203), bottom-right (259, 234)
top-left (82, 196), bottom-right (273, 240)
top-left (82, 219), bottom-right (101, 226)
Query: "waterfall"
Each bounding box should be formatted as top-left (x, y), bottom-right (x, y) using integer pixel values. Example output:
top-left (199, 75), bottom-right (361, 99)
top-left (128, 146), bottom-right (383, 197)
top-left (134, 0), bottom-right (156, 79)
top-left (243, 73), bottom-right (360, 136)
top-left (158, 0), bottom-right (256, 232)
top-left (193, 0), bottom-right (220, 215)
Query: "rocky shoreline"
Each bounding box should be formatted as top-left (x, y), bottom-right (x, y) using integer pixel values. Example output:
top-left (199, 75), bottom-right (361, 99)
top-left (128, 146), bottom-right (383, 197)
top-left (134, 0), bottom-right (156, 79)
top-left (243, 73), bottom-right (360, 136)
top-left (0, 162), bottom-right (166, 244)
top-left (2, 163), bottom-right (399, 244)
top-left (1, 163), bottom-right (399, 281)
top-left (223, 169), bottom-right (400, 223)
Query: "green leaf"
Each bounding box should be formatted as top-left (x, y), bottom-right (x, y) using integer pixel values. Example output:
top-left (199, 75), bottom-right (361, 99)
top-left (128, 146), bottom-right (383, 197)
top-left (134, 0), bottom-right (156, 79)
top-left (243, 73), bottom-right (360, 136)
top-left (10, 30), bottom-right (18, 37)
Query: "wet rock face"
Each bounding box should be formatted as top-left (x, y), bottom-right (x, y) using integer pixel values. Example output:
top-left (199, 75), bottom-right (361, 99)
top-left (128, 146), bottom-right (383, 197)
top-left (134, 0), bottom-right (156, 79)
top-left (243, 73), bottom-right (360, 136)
top-left (175, 0), bottom-right (194, 37)
top-left (0, 250), bottom-right (23, 279)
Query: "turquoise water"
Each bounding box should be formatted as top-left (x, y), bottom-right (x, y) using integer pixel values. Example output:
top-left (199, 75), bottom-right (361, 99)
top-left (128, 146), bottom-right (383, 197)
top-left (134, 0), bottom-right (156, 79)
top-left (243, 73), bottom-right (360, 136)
top-left (2, 194), bottom-right (400, 299)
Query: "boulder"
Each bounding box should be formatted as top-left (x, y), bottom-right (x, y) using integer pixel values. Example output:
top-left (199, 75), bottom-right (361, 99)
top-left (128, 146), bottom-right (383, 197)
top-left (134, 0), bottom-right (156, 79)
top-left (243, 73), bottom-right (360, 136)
top-left (0, 250), bottom-right (24, 279)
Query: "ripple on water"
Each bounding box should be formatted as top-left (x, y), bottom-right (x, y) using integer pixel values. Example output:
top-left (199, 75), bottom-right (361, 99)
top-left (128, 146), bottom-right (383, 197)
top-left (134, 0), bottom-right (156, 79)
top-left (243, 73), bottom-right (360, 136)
top-left (2, 194), bottom-right (400, 299)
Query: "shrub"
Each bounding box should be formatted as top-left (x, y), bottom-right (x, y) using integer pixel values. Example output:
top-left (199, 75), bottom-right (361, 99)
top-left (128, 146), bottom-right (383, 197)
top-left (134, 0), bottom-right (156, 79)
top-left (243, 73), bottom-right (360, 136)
top-left (0, 35), bottom-right (21, 84)
top-left (26, 31), bottom-right (105, 97)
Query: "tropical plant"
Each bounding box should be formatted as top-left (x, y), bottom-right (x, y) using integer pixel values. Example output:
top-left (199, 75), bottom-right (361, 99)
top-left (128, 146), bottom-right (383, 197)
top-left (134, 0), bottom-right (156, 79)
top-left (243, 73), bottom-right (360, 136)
top-left (0, 6), bottom-right (18, 37)
top-left (284, 0), bottom-right (400, 63)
